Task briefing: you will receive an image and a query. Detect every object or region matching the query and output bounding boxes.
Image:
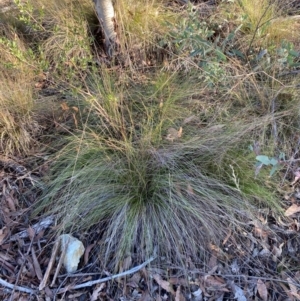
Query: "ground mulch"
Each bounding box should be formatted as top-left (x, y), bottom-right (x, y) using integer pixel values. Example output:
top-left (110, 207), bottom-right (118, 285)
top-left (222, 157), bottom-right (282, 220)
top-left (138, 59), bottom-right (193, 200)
top-left (1, 153), bottom-right (300, 300)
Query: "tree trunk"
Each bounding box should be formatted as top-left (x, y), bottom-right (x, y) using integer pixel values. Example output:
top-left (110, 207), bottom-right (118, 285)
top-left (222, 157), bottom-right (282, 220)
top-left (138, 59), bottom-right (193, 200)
top-left (93, 0), bottom-right (117, 56)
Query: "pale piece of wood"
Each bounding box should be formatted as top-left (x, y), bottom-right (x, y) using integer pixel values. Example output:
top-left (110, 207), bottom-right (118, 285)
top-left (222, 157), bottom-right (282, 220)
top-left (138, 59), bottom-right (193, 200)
top-left (57, 255), bottom-right (156, 293)
top-left (0, 277), bottom-right (36, 295)
top-left (50, 236), bottom-right (69, 287)
top-left (39, 238), bottom-right (61, 291)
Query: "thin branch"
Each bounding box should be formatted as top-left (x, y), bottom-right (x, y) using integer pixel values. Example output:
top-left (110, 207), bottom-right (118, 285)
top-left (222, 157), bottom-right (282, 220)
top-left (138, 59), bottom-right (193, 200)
top-left (220, 274), bottom-right (300, 289)
top-left (174, 267), bottom-right (300, 289)
top-left (246, 1), bottom-right (273, 56)
top-left (9, 232), bottom-right (36, 301)
top-left (10, 216), bottom-right (54, 241)
top-left (0, 278), bottom-right (36, 295)
top-left (57, 255), bottom-right (157, 293)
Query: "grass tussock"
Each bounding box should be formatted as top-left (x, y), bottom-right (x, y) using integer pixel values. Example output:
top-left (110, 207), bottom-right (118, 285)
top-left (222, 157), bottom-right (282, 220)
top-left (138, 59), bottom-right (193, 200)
top-left (231, 0), bottom-right (300, 49)
top-left (0, 25), bottom-right (41, 155)
top-left (115, 0), bottom-right (175, 49)
top-left (33, 68), bottom-right (291, 268)
top-left (36, 132), bottom-right (252, 269)
top-left (24, 0), bottom-right (95, 78)
top-left (1, 0), bottom-right (300, 273)
top-left (0, 71), bottom-right (40, 155)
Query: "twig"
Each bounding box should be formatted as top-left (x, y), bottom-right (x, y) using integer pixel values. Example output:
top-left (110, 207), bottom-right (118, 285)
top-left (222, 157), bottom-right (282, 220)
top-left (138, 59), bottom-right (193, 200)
top-left (10, 216), bottom-right (54, 241)
top-left (173, 267), bottom-right (300, 289)
top-left (278, 70), bottom-right (300, 77)
top-left (57, 255), bottom-right (157, 293)
top-left (246, 1), bottom-right (273, 57)
top-left (39, 238), bottom-right (61, 290)
top-left (51, 236), bottom-right (69, 287)
top-left (220, 274), bottom-right (300, 289)
top-left (0, 278), bottom-right (36, 295)
top-left (9, 232), bottom-right (36, 301)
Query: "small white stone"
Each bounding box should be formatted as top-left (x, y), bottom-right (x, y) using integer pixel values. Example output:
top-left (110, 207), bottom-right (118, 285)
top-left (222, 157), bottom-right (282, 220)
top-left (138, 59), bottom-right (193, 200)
top-left (59, 234), bottom-right (85, 273)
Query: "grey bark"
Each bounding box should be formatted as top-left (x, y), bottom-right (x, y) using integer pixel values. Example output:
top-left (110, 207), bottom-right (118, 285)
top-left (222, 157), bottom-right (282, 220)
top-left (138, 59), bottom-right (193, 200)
top-left (93, 0), bottom-right (117, 56)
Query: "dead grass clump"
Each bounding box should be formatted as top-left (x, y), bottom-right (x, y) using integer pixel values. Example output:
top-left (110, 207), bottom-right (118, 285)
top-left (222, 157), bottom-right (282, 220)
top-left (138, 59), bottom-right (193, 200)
top-left (115, 0), bottom-right (175, 47)
top-left (36, 1), bottom-right (94, 78)
top-left (0, 25), bottom-right (41, 155)
top-left (107, 0), bottom-right (177, 69)
top-left (223, 0), bottom-right (300, 50)
top-left (0, 70), bottom-right (40, 155)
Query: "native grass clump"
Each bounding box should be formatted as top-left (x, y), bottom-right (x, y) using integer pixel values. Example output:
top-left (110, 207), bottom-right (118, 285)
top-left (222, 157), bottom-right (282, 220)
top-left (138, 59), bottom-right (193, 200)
top-left (0, 24), bottom-right (41, 155)
top-left (34, 70), bottom-right (264, 268)
top-left (11, 0), bottom-right (95, 80)
top-left (217, 0), bottom-right (300, 52)
top-left (1, 0), bottom-right (300, 273)
top-left (33, 62), bottom-right (300, 268)
top-left (114, 0), bottom-right (176, 63)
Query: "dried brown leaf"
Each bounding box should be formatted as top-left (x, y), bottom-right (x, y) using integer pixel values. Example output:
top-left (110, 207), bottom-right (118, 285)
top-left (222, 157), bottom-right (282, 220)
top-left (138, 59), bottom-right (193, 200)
top-left (138, 290), bottom-right (152, 301)
top-left (285, 204), bottom-right (300, 217)
top-left (27, 226), bottom-right (36, 240)
top-left (169, 277), bottom-right (189, 286)
top-left (31, 246), bottom-right (43, 281)
top-left (153, 274), bottom-right (175, 295)
top-left (183, 115), bottom-right (197, 124)
top-left (272, 242), bottom-right (284, 261)
top-left (39, 238), bottom-right (61, 291)
top-left (61, 102), bottom-right (69, 111)
top-left (204, 276), bottom-right (228, 291)
top-left (177, 127), bottom-right (183, 138)
top-left (252, 220), bottom-right (269, 239)
top-left (229, 283), bottom-right (247, 301)
top-left (44, 287), bottom-right (53, 298)
top-left (91, 283), bottom-right (106, 301)
top-left (287, 277), bottom-right (300, 298)
top-left (222, 229), bottom-right (232, 245)
top-left (84, 243), bottom-right (95, 265)
top-left (257, 279), bottom-right (268, 301)
top-left (175, 285), bottom-right (186, 301)
top-left (291, 170), bottom-right (300, 185)
top-left (0, 227), bottom-right (9, 245)
top-left (208, 254), bottom-right (218, 270)
top-left (122, 255), bottom-right (132, 271)
top-left (128, 272), bottom-right (141, 287)
top-left (35, 81), bottom-right (45, 89)
top-left (166, 127), bottom-right (182, 141)
top-left (5, 194), bottom-right (16, 212)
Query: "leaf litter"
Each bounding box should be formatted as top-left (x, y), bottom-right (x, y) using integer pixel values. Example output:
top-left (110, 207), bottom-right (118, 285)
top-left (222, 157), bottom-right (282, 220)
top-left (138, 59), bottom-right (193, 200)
top-left (2, 151), bottom-right (300, 301)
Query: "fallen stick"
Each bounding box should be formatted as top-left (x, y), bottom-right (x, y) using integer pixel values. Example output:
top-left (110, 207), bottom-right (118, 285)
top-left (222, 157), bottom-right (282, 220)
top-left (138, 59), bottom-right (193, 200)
top-left (0, 278), bottom-right (36, 295)
top-left (39, 238), bottom-right (61, 290)
top-left (57, 255), bottom-right (157, 293)
top-left (0, 255), bottom-right (157, 295)
top-left (10, 216), bottom-right (54, 241)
